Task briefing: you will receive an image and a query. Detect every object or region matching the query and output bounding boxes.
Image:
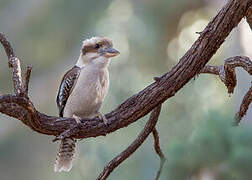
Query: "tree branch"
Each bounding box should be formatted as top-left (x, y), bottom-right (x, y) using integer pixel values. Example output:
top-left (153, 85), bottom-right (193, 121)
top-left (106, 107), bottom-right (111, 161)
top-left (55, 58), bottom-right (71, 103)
top-left (0, 33), bottom-right (22, 95)
top-left (0, 0), bottom-right (252, 179)
top-left (22, 66), bottom-right (32, 97)
top-left (233, 84), bottom-right (252, 125)
top-left (201, 56), bottom-right (252, 93)
top-left (200, 56), bottom-right (252, 124)
top-left (152, 127), bottom-right (166, 180)
top-left (0, 32), bottom-right (15, 60)
top-left (97, 105), bottom-right (162, 180)
top-left (0, 0), bottom-right (250, 140)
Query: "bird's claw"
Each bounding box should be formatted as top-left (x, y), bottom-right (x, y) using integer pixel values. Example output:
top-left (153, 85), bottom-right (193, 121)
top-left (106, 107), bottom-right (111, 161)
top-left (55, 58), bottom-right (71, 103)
top-left (73, 115), bottom-right (81, 124)
top-left (97, 112), bottom-right (109, 127)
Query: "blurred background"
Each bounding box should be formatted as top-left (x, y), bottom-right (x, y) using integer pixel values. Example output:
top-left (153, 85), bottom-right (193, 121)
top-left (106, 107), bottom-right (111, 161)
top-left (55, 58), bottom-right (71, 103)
top-left (0, 0), bottom-right (251, 179)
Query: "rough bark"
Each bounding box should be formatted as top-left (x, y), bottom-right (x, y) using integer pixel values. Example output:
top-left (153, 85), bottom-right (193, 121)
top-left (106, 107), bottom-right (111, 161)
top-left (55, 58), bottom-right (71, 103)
top-left (97, 105), bottom-right (162, 180)
top-left (0, 0), bottom-right (251, 140)
top-left (0, 0), bottom-right (252, 179)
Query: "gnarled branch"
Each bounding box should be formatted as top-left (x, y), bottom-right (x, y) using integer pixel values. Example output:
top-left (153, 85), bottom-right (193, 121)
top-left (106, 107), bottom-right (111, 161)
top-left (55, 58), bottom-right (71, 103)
top-left (97, 105), bottom-right (162, 180)
top-left (201, 56), bottom-right (252, 94)
top-left (234, 84), bottom-right (252, 125)
top-left (0, 0), bottom-right (251, 140)
top-left (22, 66), bottom-right (32, 97)
top-left (201, 56), bottom-right (252, 124)
top-left (0, 0), bottom-right (252, 179)
top-left (152, 127), bottom-right (166, 180)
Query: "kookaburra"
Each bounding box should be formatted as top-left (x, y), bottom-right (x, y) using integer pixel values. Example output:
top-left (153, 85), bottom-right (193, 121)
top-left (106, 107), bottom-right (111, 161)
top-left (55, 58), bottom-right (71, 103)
top-left (54, 36), bottom-right (120, 172)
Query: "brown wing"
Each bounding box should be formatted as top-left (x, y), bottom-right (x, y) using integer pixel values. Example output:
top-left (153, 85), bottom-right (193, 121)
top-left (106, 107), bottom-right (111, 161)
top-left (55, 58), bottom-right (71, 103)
top-left (56, 65), bottom-right (81, 117)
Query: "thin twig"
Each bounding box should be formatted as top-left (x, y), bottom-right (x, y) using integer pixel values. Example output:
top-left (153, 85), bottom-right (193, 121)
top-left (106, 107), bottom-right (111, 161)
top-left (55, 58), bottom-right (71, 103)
top-left (201, 56), bottom-right (252, 124)
top-left (200, 65), bottom-right (221, 75)
top-left (97, 104), bottom-right (162, 180)
top-left (233, 84), bottom-right (252, 126)
top-left (22, 66), bottom-right (32, 97)
top-left (0, 0), bottom-right (250, 141)
top-left (0, 33), bottom-right (22, 94)
top-left (152, 127), bottom-right (166, 180)
top-left (0, 32), bottom-right (15, 62)
top-left (201, 56), bottom-right (252, 94)
top-left (0, 1), bottom-right (251, 179)
top-left (10, 57), bottom-right (23, 95)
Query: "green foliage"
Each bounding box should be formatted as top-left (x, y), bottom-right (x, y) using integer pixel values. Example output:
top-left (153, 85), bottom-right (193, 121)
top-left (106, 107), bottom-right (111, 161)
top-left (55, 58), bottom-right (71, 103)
top-left (165, 114), bottom-right (252, 180)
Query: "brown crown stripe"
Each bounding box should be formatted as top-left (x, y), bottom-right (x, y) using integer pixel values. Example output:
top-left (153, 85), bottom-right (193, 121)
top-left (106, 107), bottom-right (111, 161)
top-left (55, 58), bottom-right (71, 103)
top-left (82, 39), bottom-right (112, 55)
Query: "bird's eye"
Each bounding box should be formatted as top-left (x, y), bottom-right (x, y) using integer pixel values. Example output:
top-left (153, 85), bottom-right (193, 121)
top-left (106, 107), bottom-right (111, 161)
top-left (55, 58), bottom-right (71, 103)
top-left (94, 44), bottom-right (100, 49)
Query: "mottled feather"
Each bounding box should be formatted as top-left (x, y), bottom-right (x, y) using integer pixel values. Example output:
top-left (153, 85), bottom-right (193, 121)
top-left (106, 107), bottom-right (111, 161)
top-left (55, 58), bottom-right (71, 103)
top-left (56, 65), bottom-right (81, 117)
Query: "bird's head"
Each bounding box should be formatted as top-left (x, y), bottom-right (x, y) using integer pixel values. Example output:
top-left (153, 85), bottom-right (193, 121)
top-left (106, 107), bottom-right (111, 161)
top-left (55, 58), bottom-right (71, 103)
top-left (77, 36), bottom-right (120, 68)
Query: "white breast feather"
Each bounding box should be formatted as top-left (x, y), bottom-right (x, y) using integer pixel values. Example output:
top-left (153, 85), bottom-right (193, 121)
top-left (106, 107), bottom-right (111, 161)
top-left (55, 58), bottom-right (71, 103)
top-left (63, 65), bottom-right (109, 118)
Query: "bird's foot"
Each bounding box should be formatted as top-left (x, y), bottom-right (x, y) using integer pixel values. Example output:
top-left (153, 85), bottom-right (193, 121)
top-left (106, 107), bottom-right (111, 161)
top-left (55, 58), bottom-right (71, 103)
top-left (97, 112), bottom-right (109, 127)
top-left (73, 115), bottom-right (81, 125)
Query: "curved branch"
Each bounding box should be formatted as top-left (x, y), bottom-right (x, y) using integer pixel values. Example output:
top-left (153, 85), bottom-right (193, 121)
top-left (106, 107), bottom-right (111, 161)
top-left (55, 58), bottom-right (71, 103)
top-left (0, 1), bottom-right (252, 180)
top-left (97, 105), bottom-right (162, 180)
top-left (152, 127), bottom-right (166, 180)
top-left (234, 84), bottom-right (252, 125)
top-left (201, 56), bottom-right (252, 93)
top-left (0, 32), bottom-right (15, 60)
top-left (201, 56), bottom-right (252, 123)
top-left (0, 33), bottom-right (22, 94)
top-left (0, 0), bottom-right (251, 140)
top-left (22, 66), bottom-right (32, 97)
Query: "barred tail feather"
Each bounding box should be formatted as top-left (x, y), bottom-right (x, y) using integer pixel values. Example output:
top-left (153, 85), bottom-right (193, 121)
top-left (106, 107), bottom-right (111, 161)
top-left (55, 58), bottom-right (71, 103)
top-left (54, 138), bottom-right (76, 172)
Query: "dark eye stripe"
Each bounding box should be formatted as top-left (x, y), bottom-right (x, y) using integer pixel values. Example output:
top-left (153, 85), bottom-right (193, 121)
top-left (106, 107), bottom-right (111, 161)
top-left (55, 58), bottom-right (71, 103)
top-left (82, 40), bottom-right (113, 55)
top-left (82, 45), bottom-right (97, 55)
top-left (94, 44), bottom-right (100, 49)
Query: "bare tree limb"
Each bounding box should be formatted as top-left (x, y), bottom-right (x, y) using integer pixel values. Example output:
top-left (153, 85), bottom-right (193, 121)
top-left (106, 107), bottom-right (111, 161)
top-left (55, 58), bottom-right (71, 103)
top-left (0, 0), bottom-right (252, 179)
top-left (201, 56), bottom-right (252, 93)
top-left (233, 84), bottom-right (252, 126)
top-left (97, 105), bottom-right (162, 180)
top-left (0, 32), bottom-right (15, 61)
top-left (201, 56), bottom-right (252, 123)
top-left (0, 0), bottom-right (250, 140)
top-left (9, 57), bottom-right (22, 95)
top-left (152, 127), bottom-right (166, 180)
top-left (0, 33), bottom-right (22, 95)
top-left (22, 66), bottom-right (32, 97)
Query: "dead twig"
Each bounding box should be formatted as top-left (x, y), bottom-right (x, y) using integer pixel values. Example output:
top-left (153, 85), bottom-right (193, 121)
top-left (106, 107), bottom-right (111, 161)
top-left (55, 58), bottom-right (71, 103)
top-left (0, 32), bottom-right (15, 61)
top-left (0, 0), bottom-right (250, 140)
top-left (0, 0), bottom-right (252, 179)
top-left (0, 33), bottom-right (22, 95)
top-left (233, 84), bottom-right (252, 126)
top-left (201, 56), bottom-right (252, 94)
top-left (152, 127), bottom-right (166, 180)
top-left (201, 56), bottom-right (252, 123)
top-left (97, 105), bottom-right (162, 180)
top-left (22, 66), bottom-right (32, 97)
top-left (0, 33), bottom-right (32, 97)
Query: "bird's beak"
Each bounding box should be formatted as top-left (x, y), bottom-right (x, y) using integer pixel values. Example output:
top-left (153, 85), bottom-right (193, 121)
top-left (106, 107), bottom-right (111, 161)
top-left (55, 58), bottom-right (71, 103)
top-left (99, 47), bottom-right (120, 58)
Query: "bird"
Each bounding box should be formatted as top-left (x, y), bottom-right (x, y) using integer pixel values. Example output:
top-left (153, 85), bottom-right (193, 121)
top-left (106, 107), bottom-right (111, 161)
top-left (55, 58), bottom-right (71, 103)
top-left (54, 36), bottom-right (120, 172)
